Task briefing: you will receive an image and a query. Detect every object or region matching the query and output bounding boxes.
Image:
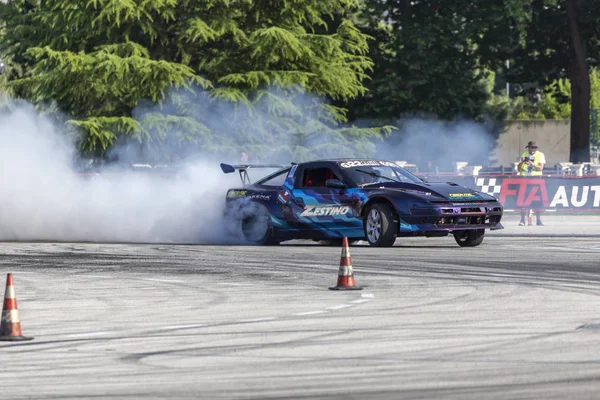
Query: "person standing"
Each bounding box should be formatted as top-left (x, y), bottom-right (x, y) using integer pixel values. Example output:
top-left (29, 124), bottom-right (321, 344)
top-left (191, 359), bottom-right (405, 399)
top-left (517, 141), bottom-right (546, 226)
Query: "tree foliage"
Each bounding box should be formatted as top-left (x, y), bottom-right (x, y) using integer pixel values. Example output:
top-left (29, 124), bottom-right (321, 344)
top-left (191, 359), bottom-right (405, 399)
top-left (345, 0), bottom-right (511, 125)
top-left (4, 0), bottom-right (598, 164)
top-left (0, 0), bottom-right (388, 163)
top-left (509, 68), bottom-right (600, 150)
top-left (474, 0), bottom-right (600, 162)
top-left (344, 0), bottom-right (600, 163)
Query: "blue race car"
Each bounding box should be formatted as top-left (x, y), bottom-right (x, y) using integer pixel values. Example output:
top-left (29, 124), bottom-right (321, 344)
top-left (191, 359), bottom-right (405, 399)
top-left (221, 159), bottom-right (503, 247)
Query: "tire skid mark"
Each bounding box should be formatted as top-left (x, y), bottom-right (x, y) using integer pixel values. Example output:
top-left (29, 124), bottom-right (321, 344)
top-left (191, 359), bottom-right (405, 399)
top-left (6, 238), bottom-right (600, 384)
top-left (238, 317), bottom-right (276, 323)
top-left (121, 330), bottom-right (353, 364)
top-left (403, 330), bottom-right (579, 363)
top-left (64, 331), bottom-right (116, 338)
top-left (0, 265), bottom-right (374, 353)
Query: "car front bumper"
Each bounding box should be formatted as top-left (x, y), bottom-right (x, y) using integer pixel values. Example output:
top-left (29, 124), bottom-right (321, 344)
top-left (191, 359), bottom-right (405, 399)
top-left (401, 201), bottom-right (504, 234)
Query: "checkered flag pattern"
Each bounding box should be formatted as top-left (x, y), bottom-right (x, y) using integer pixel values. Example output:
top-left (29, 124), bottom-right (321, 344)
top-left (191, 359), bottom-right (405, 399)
top-left (475, 177), bottom-right (502, 196)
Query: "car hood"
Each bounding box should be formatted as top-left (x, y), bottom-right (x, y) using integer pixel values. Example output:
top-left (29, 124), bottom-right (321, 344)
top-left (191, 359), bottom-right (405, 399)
top-left (365, 181), bottom-right (495, 202)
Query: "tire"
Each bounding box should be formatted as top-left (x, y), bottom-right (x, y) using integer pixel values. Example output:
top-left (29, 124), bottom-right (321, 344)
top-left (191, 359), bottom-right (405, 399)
top-left (363, 202), bottom-right (398, 247)
top-left (453, 229), bottom-right (485, 247)
top-left (241, 204), bottom-right (279, 245)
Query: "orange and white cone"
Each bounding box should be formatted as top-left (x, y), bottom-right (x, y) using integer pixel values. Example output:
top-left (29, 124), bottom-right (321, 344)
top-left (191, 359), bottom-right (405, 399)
top-left (329, 237), bottom-right (362, 290)
top-left (0, 274), bottom-right (33, 341)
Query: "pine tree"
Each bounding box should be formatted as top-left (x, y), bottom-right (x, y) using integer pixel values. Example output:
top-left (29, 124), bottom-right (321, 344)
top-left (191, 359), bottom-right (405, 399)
top-left (0, 0), bottom-right (389, 163)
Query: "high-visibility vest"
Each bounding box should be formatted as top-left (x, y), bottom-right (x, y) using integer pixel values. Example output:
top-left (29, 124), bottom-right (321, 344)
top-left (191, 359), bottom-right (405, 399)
top-left (519, 151), bottom-right (544, 176)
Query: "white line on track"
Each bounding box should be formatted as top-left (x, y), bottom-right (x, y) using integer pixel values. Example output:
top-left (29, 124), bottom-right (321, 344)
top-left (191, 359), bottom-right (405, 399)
top-left (293, 293), bottom-right (374, 316)
top-left (216, 282), bottom-right (255, 286)
top-left (294, 310), bottom-right (327, 316)
top-left (328, 304), bottom-right (353, 310)
top-left (65, 331), bottom-right (115, 338)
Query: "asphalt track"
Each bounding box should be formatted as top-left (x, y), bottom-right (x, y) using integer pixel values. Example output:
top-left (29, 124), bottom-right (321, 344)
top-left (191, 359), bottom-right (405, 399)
top-left (1, 214), bottom-right (600, 399)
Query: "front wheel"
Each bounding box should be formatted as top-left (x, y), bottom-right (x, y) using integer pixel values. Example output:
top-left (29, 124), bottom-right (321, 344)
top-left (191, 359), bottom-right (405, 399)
top-left (453, 229), bottom-right (485, 247)
top-left (363, 203), bottom-right (398, 247)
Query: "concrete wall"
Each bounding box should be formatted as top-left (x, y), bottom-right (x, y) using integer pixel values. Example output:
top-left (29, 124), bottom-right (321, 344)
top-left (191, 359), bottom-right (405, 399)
top-left (490, 119), bottom-right (570, 167)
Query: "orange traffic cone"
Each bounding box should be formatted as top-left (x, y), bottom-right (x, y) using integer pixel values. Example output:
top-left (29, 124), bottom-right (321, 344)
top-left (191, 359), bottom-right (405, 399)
top-left (329, 237), bottom-right (362, 290)
top-left (0, 274), bottom-right (33, 341)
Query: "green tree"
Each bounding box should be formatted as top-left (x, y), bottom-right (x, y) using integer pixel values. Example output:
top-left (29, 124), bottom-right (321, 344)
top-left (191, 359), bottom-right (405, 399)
top-left (510, 78), bottom-right (571, 120)
top-left (347, 0), bottom-right (600, 163)
top-left (0, 0), bottom-right (387, 162)
top-left (473, 0), bottom-right (600, 163)
top-left (592, 69), bottom-right (600, 110)
top-left (345, 0), bottom-right (509, 125)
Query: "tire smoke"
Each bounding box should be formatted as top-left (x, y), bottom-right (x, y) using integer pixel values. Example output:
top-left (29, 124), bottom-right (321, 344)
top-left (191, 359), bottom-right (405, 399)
top-left (0, 104), bottom-right (244, 243)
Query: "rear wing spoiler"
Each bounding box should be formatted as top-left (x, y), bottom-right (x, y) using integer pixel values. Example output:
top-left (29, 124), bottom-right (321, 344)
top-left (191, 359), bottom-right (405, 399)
top-left (220, 163), bottom-right (285, 185)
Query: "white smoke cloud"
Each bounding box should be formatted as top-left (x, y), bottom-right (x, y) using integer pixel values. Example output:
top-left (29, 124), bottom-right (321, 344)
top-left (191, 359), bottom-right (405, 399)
top-left (0, 103), bottom-right (245, 243)
top-left (0, 85), bottom-right (367, 244)
top-left (375, 117), bottom-right (498, 173)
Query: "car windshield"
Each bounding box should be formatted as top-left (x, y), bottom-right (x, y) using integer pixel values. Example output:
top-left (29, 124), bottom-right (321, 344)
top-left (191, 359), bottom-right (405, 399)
top-left (341, 162), bottom-right (423, 186)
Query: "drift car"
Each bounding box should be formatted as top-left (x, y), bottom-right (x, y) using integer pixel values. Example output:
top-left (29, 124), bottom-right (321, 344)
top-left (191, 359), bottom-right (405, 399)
top-left (221, 159), bottom-right (503, 247)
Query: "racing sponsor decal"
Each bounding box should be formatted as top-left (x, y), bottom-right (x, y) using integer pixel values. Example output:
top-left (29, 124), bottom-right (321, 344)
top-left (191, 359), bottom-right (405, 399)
top-left (283, 165), bottom-right (298, 187)
top-left (288, 165), bottom-right (297, 178)
top-left (448, 193), bottom-right (479, 199)
top-left (339, 160), bottom-right (399, 168)
top-left (300, 205), bottom-right (352, 217)
top-left (227, 190), bottom-right (247, 198)
top-left (249, 194), bottom-right (271, 201)
top-left (403, 189), bottom-right (432, 196)
top-left (277, 190), bottom-right (291, 204)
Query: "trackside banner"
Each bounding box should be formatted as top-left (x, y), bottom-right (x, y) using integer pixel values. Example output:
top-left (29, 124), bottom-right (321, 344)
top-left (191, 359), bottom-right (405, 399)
top-left (424, 175), bottom-right (600, 210)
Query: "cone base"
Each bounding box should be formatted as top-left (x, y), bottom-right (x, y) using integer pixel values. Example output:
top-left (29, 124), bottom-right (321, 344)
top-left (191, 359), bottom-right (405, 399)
top-left (0, 335), bottom-right (34, 341)
top-left (329, 286), bottom-right (362, 290)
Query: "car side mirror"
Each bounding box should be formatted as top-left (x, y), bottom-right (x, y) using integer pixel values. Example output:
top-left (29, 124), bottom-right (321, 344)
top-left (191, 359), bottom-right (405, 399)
top-left (325, 179), bottom-right (346, 189)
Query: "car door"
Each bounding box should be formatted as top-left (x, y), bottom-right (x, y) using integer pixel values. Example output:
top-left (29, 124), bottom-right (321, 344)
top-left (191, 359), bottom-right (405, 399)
top-left (286, 163), bottom-right (361, 234)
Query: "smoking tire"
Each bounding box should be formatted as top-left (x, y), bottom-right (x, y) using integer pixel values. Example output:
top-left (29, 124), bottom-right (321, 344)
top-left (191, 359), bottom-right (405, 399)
top-left (241, 203), bottom-right (279, 245)
top-left (453, 229), bottom-right (485, 247)
top-left (364, 202), bottom-right (398, 247)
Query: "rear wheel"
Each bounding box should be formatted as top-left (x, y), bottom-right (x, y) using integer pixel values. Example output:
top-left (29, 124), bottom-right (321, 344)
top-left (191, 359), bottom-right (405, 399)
top-left (363, 202), bottom-right (398, 247)
top-left (241, 204), bottom-right (279, 245)
top-left (453, 229), bottom-right (485, 247)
